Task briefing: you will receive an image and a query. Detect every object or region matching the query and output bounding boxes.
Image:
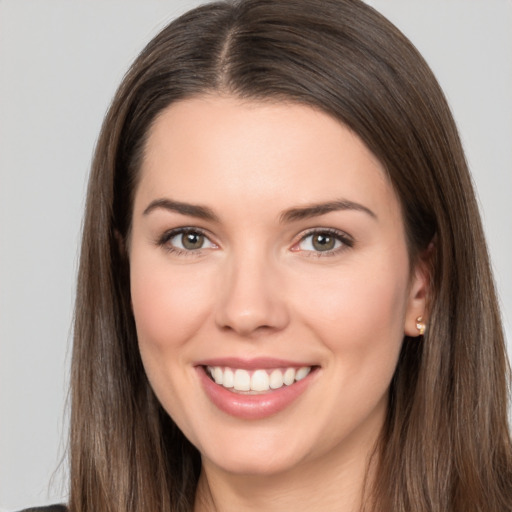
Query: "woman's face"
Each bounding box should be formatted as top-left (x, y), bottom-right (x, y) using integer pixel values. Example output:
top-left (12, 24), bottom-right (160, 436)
top-left (129, 96), bottom-right (427, 476)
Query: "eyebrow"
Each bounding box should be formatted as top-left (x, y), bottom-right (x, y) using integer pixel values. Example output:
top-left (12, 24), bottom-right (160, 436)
top-left (280, 199), bottom-right (377, 223)
top-left (143, 198), bottom-right (219, 222)
top-left (143, 197), bottom-right (377, 224)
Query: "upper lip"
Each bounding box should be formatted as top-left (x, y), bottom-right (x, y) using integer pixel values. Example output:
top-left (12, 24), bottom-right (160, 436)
top-left (195, 357), bottom-right (317, 370)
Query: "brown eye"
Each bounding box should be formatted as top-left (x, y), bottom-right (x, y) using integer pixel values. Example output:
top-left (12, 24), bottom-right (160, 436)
top-left (181, 231), bottom-right (205, 250)
top-left (295, 230), bottom-right (350, 254)
top-left (165, 229), bottom-right (216, 252)
top-left (312, 233), bottom-right (336, 251)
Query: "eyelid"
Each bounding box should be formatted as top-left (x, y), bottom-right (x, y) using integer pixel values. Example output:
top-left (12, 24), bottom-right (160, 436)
top-left (291, 227), bottom-right (354, 255)
top-left (156, 226), bottom-right (218, 255)
top-left (155, 226), bottom-right (352, 257)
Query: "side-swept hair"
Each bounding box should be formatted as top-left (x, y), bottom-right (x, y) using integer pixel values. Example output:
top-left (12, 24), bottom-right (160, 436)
top-left (70, 1), bottom-right (512, 511)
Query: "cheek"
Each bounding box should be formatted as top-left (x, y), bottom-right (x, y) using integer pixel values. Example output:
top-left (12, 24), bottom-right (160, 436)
top-left (304, 267), bottom-right (406, 329)
top-left (294, 254), bottom-right (410, 366)
top-left (129, 254), bottom-right (217, 436)
top-left (130, 255), bottom-right (214, 356)
top-left (298, 260), bottom-right (409, 423)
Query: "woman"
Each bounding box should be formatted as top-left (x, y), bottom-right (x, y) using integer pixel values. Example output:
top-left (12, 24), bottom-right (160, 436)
top-left (26, 0), bottom-right (512, 510)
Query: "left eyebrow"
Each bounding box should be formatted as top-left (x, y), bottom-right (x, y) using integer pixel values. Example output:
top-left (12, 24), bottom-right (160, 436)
top-left (280, 199), bottom-right (377, 223)
top-left (142, 198), bottom-right (219, 222)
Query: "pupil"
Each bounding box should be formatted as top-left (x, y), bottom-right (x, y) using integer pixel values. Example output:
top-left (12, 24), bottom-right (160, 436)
top-left (313, 234), bottom-right (334, 251)
top-left (183, 232), bottom-right (204, 250)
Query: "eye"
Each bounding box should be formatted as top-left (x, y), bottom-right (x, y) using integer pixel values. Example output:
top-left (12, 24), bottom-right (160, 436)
top-left (293, 229), bottom-right (353, 255)
top-left (159, 228), bottom-right (217, 253)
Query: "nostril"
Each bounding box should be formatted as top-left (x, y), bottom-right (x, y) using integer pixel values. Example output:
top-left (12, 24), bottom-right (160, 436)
top-left (214, 262), bottom-right (290, 335)
top-left (215, 303), bottom-right (289, 336)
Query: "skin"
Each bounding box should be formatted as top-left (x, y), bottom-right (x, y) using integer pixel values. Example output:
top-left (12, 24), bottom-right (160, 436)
top-left (129, 95), bottom-right (428, 512)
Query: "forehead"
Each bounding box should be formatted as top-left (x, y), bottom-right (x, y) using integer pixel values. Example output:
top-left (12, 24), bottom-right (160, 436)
top-left (136, 95), bottom-right (398, 224)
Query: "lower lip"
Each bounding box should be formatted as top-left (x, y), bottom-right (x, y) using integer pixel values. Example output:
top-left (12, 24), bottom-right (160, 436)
top-left (197, 366), bottom-right (316, 420)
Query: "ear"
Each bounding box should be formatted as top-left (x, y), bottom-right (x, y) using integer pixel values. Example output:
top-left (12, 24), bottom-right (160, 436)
top-left (404, 244), bottom-right (433, 337)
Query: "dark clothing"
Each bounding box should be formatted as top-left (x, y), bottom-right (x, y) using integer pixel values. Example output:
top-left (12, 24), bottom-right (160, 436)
top-left (18, 506), bottom-right (67, 512)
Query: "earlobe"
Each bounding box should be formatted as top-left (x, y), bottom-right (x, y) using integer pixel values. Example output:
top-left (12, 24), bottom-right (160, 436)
top-left (415, 316), bottom-right (426, 336)
top-left (404, 255), bottom-right (431, 337)
top-left (404, 239), bottom-right (435, 337)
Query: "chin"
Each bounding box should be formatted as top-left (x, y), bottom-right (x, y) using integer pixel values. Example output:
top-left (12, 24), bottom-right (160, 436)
top-left (196, 426), bottom-right (314, 477)
top-left (203, 449), bottom-right (305, 477)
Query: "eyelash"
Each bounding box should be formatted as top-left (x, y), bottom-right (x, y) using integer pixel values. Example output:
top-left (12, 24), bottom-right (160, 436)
top-left (293, 228), bottom-right (354, 257)
top-left (156, 227), bottom-right (354, 257)
top-left (157, 227), bottom-right (216, 256)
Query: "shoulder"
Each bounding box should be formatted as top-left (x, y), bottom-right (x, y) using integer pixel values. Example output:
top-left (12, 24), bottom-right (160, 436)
top-left (17, 506), bottom-right (67, 512)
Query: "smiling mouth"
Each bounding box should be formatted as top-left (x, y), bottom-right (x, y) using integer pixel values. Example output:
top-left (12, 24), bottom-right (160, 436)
top-left (204, 365), bottom-right (316, 394)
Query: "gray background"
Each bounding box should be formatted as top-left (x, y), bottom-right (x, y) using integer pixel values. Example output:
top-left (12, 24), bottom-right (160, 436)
top-left (1, 1), bottom-right (511, 509)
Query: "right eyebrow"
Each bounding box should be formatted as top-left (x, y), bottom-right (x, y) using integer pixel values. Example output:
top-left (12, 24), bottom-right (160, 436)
top-left (142, 198), bottom-right (219, 222)
top-left (279, 199), bottom-right (377, 224)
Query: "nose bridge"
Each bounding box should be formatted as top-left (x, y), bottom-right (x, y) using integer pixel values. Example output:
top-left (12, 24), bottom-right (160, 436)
top-left (215, 242), bottom-right (289, 336)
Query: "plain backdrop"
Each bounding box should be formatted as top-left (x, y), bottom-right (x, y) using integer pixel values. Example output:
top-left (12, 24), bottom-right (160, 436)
top-left (1, 1), bottom-right (511, 509)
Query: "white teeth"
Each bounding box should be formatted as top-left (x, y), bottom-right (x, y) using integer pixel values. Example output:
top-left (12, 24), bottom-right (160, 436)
top-left (223, 368), bottom-right (234, 388)
top-left (251, 370), bottom-right (270, 391)
top-left (283, 368), bottom-right (296, 386)
top-left (206, 365), bottom-right (313, 393)
top-left (295, 366), bottom-right (311, 381)
top-left (269, 369), bottom-right (284, 389)
top-left (213, 366), bottom-right (223, 385)
top-left (233, 369), bottom-right (251, 391)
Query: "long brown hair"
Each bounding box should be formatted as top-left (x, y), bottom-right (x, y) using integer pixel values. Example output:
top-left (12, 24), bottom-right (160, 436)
top-left (70, 1), bottom-right (512, 510)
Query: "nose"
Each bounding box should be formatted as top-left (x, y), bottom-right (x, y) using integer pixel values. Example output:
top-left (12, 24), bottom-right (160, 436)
top-left (214, 251), bottom-right (290, 337)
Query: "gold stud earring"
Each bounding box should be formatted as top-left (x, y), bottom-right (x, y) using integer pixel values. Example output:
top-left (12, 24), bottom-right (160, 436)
top-left (415, 316), bottom-right (426, 336)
